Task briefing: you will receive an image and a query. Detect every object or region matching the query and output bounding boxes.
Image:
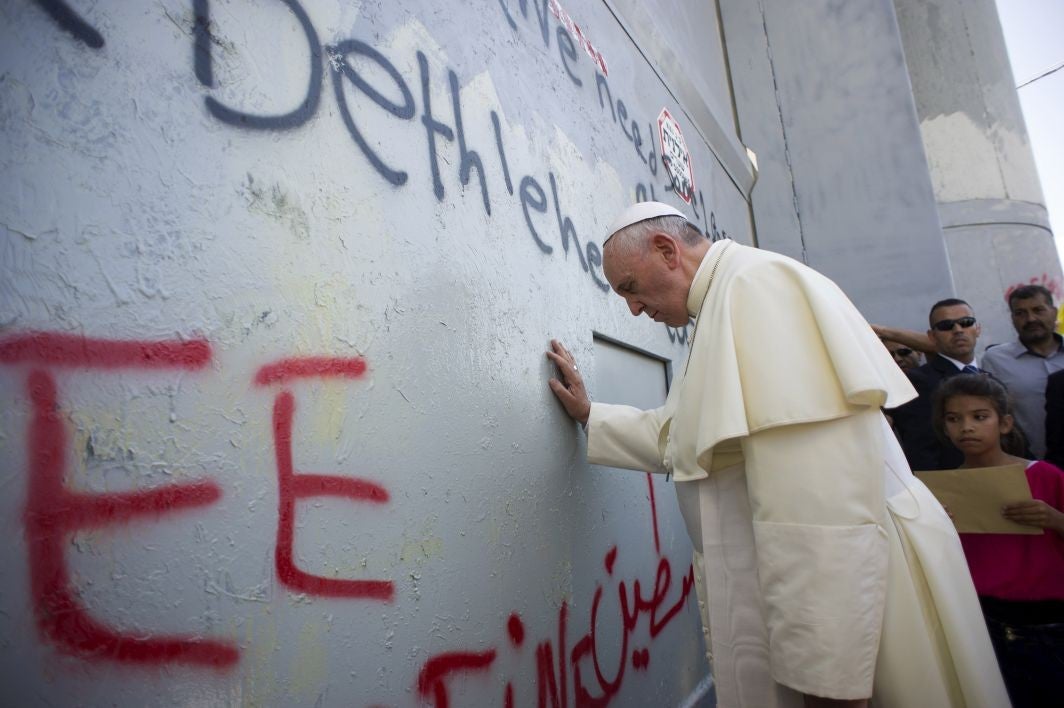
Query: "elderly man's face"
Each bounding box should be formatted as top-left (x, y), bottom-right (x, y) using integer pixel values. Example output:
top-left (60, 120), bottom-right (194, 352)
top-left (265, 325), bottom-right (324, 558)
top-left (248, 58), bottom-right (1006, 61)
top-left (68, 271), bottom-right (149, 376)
top-left (928, 303), bottom-right (981, 360)
top-left (883, 339), bottom-right (920, 371)
top-left (603, 239), bottom-right (691, 327)
top-left (1010, 294), bottom-right (1057, 346)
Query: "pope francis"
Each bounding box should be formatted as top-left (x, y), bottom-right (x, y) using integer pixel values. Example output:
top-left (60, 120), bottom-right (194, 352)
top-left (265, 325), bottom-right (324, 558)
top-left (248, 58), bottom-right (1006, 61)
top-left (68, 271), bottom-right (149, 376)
top-left (546, 202), bottom-right (1009, 708)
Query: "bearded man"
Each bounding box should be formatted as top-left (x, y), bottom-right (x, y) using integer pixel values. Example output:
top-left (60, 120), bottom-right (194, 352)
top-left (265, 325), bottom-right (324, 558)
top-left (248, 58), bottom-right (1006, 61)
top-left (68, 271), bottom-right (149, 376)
top-left (546, 202), bottom-right (1007, 708)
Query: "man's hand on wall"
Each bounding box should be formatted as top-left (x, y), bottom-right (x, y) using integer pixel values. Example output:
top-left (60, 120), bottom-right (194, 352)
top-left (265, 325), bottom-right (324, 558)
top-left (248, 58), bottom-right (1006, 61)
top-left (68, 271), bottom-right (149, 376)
top-left (546, 339), bottom-right (591, 425)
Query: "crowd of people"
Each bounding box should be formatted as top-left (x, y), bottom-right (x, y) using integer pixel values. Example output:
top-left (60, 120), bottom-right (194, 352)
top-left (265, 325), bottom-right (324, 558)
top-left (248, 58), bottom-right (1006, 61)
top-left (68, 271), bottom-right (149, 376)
top-left (874, 285), bottom-right (1064, 708)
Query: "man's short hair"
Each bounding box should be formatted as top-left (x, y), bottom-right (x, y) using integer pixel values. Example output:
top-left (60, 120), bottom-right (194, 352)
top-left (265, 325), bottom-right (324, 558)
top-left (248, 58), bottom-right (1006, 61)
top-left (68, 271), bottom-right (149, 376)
top-left (1007, 284), bottom-right (1054, 308)
top-left (608, 215), bottom-right (705, 255)
top-left (928, 298), bottom-right (971, 326)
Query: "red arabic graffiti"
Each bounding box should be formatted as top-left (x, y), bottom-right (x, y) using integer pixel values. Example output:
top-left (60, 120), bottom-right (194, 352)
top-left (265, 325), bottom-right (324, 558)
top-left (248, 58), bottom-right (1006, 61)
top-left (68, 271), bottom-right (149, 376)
top-left (416, 477), bottom-right (696, 708)
top-left (1004, 273), bottom-right (1063, 303)
top-left (418, 650), bottom-right (499, 708)
top-left (0, 332), bottom-right (238, 668)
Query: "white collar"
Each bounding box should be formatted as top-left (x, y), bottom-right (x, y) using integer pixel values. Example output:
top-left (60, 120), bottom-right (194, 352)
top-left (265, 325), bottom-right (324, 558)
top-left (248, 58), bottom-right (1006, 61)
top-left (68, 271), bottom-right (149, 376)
top-left (685, 239), bottom-right (732, 319)
top-left (939, 353), bottom-right (978, 371)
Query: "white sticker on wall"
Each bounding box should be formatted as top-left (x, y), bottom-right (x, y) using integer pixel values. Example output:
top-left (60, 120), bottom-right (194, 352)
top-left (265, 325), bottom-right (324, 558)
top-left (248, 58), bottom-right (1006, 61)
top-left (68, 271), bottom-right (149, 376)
top-left (657, 108), bottom-right (695, 204)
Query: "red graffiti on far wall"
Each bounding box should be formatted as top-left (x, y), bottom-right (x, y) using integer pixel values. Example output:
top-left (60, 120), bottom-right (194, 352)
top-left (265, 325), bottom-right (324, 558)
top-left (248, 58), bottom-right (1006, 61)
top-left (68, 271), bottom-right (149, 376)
top-left (1004, 273), bottom-right (1062, 303)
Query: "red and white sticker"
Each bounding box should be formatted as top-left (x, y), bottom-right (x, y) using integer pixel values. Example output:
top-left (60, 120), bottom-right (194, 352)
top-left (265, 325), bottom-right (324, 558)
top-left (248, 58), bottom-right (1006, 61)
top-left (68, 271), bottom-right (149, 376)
top-left (657, 108), bottom-right (695, 204)
top-left (549, 0), bottom-right (609, 76)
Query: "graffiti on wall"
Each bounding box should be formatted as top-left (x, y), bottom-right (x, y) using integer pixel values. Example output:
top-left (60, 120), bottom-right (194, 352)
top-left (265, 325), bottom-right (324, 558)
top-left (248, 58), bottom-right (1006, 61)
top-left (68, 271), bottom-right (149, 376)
top-left (1, 331), bottom-right (697, 703)
top-left (546, 0), bottom-right (609, 77)
top-left (1004, 273), bottom-right (1062, 304)
top-left (12, 0), bottom-right (715, 700)
top-left (2, 332), bottom-right (387, 668)
top-left (28, 0), bottom-right (734, 312)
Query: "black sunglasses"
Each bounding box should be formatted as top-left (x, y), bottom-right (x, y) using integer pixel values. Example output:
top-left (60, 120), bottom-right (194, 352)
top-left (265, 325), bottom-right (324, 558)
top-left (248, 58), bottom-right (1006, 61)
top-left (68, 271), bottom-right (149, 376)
top-left (891, 347), bottom-right (914, 357)
top-left (931, 316), bottom-right (977, 332)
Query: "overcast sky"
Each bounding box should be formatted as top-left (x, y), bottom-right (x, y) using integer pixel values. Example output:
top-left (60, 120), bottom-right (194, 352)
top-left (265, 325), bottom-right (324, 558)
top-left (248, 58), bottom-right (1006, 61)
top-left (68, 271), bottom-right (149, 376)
top-left (995, 0), bottom-right (1064, 257)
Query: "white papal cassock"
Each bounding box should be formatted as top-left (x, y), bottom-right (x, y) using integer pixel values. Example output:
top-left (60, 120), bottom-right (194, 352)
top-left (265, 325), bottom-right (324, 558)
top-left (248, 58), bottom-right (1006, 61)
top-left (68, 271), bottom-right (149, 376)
top-left (586, 240), bottom-right (1009, 707)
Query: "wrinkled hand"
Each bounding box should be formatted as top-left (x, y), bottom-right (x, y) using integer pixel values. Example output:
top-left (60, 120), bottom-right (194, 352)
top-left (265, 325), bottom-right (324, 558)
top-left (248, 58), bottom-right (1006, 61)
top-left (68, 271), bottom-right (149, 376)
top-left (1002, 499), bottom-right (1064, 532)
top-left (546, 339), bottom-right (590, 425)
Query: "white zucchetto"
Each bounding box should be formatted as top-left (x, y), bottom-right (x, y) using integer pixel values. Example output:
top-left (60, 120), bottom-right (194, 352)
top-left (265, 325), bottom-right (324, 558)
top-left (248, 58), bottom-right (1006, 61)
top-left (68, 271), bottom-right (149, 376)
top-left (604, 201), bottom-right (687, 243)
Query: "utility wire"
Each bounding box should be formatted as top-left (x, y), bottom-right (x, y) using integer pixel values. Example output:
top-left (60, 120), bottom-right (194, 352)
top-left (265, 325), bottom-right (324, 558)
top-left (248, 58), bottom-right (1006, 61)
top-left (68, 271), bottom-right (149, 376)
top-left (1017, 59), bottom-right (1064, 89)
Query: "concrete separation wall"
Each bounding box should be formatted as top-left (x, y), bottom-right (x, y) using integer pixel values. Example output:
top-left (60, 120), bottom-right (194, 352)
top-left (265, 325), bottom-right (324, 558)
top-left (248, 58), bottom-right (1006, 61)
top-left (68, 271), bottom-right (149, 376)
top-left (0, 0), bottom-right (753, 704)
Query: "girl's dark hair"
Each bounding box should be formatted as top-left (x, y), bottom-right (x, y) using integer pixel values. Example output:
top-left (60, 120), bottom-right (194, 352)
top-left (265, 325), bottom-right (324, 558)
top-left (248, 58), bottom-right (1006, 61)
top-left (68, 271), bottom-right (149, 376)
top-left (931, 374), bottom-right (1028, 456)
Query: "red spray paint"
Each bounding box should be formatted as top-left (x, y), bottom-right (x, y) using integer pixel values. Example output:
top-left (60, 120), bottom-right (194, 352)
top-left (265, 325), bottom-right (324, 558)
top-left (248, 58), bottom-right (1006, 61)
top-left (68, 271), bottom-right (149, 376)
top-left (0, 332), bottom-right (236, 668)
top-left (256, 357), bottom-right (394, 601)
top-left (417, 649), bottom-right (498, 708)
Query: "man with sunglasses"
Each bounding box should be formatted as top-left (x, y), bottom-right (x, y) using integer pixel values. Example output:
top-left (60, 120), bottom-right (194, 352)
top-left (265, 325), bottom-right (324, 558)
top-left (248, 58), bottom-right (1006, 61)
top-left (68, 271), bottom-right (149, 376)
top-left (888, 298), bottom-right (983, 471)
top-left (881, 339), bottom-right (922, 372)
top-left (982, 284), bottom-right (1064, 459)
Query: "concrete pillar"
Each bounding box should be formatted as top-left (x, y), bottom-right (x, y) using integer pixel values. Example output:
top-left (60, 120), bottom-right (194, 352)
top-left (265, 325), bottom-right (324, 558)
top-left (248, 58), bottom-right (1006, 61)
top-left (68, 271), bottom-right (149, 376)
top-left (894, 0), bottom-right (1059, 345)
top-left (716, 0), bottom-right (953, 329)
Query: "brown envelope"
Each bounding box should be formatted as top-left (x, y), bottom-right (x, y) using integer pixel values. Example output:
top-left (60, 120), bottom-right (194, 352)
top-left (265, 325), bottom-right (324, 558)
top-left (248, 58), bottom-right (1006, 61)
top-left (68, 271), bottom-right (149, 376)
top-left (914, 464), bottom-right (1042, 535)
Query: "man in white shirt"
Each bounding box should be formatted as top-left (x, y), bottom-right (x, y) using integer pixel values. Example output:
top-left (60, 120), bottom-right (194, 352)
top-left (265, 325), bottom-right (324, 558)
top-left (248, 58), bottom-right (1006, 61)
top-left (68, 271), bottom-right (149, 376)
top-left (546, 202), bottom-right (1007, 708)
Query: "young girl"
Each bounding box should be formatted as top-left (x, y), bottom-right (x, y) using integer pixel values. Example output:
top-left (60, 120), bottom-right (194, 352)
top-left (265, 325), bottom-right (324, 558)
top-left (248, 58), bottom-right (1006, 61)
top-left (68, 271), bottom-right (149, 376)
top-left (932, 374), bottom-right (1064, 708)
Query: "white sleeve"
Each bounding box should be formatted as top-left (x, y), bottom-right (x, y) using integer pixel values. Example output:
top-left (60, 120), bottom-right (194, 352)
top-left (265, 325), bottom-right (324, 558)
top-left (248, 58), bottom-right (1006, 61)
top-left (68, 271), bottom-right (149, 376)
top-left (585, 402), bottom-right (668, 474)
top-left (740, 409), bottom-right (889, 700)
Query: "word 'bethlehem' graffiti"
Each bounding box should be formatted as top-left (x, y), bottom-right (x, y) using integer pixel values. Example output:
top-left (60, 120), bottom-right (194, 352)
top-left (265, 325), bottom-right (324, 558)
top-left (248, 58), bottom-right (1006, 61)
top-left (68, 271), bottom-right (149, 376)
top-left (0, 330), bottom-right (696, 705)
top-left (30, 0), bottom-right (732, 315)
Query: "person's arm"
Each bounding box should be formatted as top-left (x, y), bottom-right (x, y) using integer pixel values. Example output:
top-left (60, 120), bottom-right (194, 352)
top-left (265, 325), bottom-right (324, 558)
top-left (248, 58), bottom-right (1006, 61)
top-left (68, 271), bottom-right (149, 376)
top-left (1001, 499), bottom-right (1064, 537)
top-left (585, 403), bottom-right (668, 472)
top-left (870, 324), bottom-right (934, 354)
top-left (740, 410), bottom-right (887, 703)
top-left (546, 339), bottom-right (667, 472)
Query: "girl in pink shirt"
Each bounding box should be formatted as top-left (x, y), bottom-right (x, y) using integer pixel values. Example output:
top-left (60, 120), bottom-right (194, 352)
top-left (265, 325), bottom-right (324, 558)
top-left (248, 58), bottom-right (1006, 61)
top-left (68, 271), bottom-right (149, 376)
top-left (933, 374), bottom-right (1064, 708)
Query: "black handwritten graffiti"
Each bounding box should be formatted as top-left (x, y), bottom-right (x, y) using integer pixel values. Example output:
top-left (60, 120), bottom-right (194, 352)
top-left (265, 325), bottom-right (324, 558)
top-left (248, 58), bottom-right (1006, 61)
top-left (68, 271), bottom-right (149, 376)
top-left (192, 0), bottom-right (213, 87)
top-left (520, 175), bottom-right (553, 254)
top-left (448, 69), bottom-right (491, 215)
top-left (497, 0), bottom-right (551, 42)
top-left (197, 0), bottom-right (322, 130)
top-left (330, 39), bottom-right (415, 187)
top-left (32, 0), bottom-right (104, 49)
top-left (492, 111), bottom-right (515, 196)
top-left (709, 211), bottom-right (728, 242)
top-left (666, 325), bottom-right (690, 345)
top-left (32, 0), bottom-right (733, 330)
top-left (557, 26), bottom-right (582, 87)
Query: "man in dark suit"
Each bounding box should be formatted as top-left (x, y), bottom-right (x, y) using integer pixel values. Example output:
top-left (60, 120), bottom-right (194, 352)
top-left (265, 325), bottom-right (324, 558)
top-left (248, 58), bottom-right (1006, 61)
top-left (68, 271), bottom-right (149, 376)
top-left (888, 298), bottom-right (983, 470)
top-left (1044, 368), bottom-right (1064, 468)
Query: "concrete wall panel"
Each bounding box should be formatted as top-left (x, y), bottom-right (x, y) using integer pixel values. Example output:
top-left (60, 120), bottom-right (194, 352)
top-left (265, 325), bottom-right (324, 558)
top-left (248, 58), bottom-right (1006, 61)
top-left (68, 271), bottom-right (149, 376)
top-left (719, 0), bottom-right (953, 330)
top-left (0, 1), bottom-right (750, 704)
top-left (894, 0), bottom-right (1044, 204)
top-left (893, 0), bottom-right (1060, 346)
